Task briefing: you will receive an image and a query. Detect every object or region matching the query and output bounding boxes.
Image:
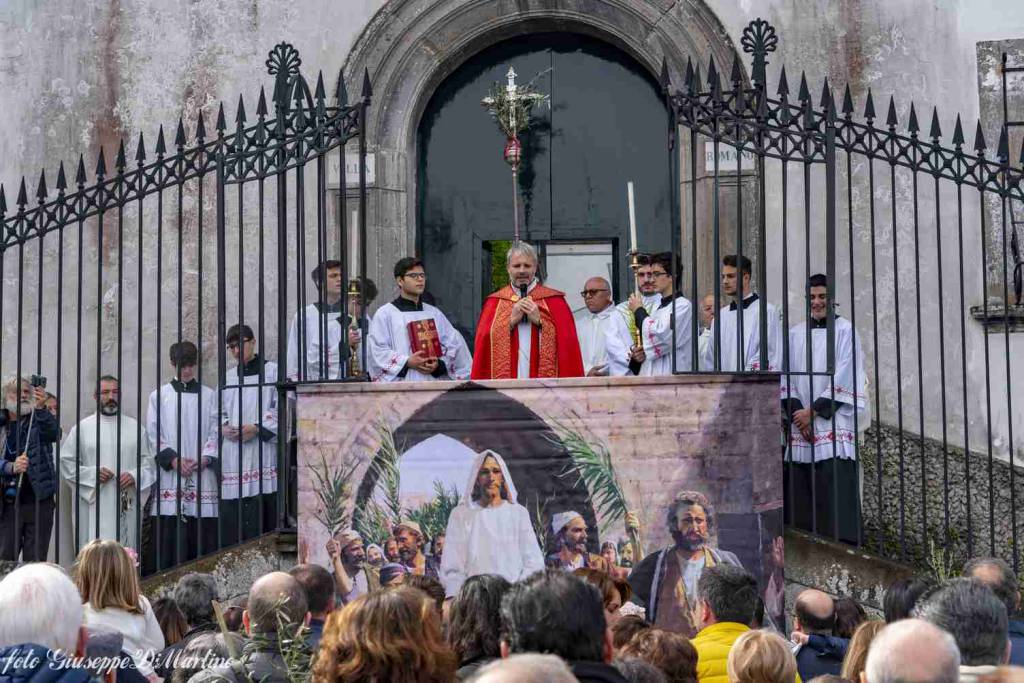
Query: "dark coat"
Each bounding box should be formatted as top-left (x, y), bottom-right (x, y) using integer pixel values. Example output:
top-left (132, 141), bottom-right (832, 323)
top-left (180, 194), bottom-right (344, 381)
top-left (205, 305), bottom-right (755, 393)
top-left (570, 660), bottom-right (629, 683)
top-left (1, 409), bottom-right (60, 501)
top-left (1008, 620), bottom-right (1024, 666)
top-left (153, 622), bottom-right (218, 679)
top-left (795, 634), bottom-right (848, 681)
top-left (0, 644), bottom-right (92, 683)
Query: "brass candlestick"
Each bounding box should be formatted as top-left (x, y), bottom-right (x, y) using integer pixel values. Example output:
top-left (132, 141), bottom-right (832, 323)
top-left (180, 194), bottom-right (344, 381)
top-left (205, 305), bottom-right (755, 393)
top-left (628, 250), bottom-right (643, 348)
top-left (347, 280), bottom-right (362, 377)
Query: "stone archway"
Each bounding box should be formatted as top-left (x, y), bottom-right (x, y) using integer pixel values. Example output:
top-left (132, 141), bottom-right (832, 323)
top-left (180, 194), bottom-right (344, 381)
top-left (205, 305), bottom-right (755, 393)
top-left (340, 0), bottom-right (744, 293)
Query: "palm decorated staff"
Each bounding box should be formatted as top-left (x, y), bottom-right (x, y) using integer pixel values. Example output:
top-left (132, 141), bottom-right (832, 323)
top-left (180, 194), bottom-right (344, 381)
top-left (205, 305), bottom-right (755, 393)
top-left (481, 67), bottom-right (548, 242)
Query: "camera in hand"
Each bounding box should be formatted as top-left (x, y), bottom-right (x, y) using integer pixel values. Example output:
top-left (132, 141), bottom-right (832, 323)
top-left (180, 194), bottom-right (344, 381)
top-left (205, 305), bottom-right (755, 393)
top-left (30, 375), bottom-right (46, 388)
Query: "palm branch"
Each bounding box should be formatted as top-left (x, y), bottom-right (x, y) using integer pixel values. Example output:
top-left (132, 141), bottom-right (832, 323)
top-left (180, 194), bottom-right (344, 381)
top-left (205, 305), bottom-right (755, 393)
top-left (480, 69), bottom-right (551, 138)
top-left (309, 447), bottom-right (358, 537)
top-left (367, 417), bottom-right (403, 520)
top-left (546, 420), bottom-right (628, 532)
top-left (405, 481), bottom-right (460, 542)
top-left (354, 500), bottom-right (394, 547)
top-left (530, 495), bottom-right (554, 553)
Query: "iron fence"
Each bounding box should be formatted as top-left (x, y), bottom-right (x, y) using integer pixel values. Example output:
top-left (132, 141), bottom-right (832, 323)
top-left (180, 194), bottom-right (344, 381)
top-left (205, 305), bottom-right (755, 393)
top-left (0, 18), bottom-right (1021, 577)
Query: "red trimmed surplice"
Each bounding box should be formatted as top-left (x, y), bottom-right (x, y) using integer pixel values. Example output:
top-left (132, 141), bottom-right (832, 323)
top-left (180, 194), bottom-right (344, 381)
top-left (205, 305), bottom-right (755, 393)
top-left (471, 284), bottom-right (584, 379)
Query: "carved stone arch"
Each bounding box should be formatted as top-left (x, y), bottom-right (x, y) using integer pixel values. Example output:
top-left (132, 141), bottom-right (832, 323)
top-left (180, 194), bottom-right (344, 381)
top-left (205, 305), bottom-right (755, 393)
top-left (340, 0), bottom-right (745, 291)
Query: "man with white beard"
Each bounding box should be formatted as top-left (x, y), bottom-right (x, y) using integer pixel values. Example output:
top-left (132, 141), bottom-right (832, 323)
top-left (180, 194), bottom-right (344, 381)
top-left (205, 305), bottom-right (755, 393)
top-left (0, 377), bottom-right (60, 561)
top-left (146, 341), bottom-right (219, 572)
top-left (60, 375), bottom-right (156, 552)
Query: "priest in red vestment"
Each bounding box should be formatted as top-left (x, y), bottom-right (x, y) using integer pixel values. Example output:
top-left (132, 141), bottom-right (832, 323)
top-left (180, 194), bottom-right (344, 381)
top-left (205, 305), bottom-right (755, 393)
top-left (472, 242), bottom-right (584, 379)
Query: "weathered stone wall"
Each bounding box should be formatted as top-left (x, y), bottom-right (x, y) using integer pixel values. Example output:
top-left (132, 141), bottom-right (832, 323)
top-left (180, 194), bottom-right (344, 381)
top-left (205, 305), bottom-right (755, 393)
top-left (860, 420), bottom-right (1024, 572)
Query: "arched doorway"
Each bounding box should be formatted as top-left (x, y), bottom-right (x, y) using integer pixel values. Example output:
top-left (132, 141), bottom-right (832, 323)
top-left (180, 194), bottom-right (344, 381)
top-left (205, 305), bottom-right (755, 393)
top-left (416, 33), bottom-right (671, 342)
top-left (339, 0), bottom-right (744, 312)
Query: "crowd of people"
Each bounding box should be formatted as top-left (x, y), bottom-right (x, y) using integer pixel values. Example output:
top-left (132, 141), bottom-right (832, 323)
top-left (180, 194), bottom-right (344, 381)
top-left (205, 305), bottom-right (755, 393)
top-left (1, 537), bottom-right (1023, 683)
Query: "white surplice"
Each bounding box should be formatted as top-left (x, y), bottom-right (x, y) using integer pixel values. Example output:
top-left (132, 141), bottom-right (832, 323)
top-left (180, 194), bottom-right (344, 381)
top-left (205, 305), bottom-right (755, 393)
top-left (515, 280), bottom-right (540, 378)
top-left (367, 297), bottom-right (473, 382)
top-left (286, 302), bottom-right (345, 381)
top-left (440, 449), bottom-right (544, 597)
top-left (204, 356), bottom-right (278, 499)
top-left (698, 326), bottom-right (712, 363)
top-left (780, 316), bottom-right (868, 462)
top-left (59, 413), bottom-right (156, 550)
top-left (575, 304), bottom-right (615, 374)
top-left (147, 381), bottom-right (220, 518)
top-left (701, 293), bottom-right (782, 372)
top-left (605, 294), bottom-right (660, 377)
top-left (635, 293), bottom-right (694, 374)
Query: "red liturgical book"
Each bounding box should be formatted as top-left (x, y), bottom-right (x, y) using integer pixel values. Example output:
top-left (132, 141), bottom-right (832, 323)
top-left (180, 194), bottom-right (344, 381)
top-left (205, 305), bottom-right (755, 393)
top-left (408, 319), bottom-right (442, 358)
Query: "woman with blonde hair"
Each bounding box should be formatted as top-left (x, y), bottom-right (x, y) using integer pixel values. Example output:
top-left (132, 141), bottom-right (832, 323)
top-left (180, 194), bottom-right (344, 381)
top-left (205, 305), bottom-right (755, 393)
top-left (726, 629), bottom-right (799, 683)
top-left (75, 539), bottom-right (164, 679)
top-left (312, 585), bottom-right (457, 682)
top-left (839, 620), bottom-right (886, 681)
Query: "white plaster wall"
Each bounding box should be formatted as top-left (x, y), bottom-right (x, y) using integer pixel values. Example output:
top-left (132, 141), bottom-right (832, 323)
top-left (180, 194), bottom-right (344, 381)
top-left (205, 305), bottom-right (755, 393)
top-left (0, 0), bottom-right (1022, 465)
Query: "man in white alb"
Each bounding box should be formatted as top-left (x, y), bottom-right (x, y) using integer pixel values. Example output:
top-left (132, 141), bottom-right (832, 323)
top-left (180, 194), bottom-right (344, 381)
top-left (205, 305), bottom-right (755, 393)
top-left (575, 277), bottom-right (615, 376)
top-left (781, 273), bottom-right (867, 543)
top-left (146, 341), bottom-right (219, 572)
top-left (701, 254), bottom-right (781, 372)
top-left (60, 375), bottom-right (156, 551)
top-left (440, 449), bottom-right (544, 597)
top-left (606, 254), bottom-right (661, 376)
top-left (626, 252), bottom-right (693, 374)
top-left (367, 257), bottom-right (472, 382)
top-left (286, 260), bottom-right (359, 381)
top-left (206, 324), bottom-right (278, 545)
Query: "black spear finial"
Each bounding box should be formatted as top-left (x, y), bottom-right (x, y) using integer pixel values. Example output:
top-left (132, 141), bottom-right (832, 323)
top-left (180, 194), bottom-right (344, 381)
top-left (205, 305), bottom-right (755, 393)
top-left (929, 107), bottom-right (942, 141)
top-left (952, 114), bottom-right (965, 147)
top-left (155, 125), bottom-right (167, 157)
top-left (56, 161), bottom-right (68, 192)
top-left (35, 170), bottom-right (47, 203)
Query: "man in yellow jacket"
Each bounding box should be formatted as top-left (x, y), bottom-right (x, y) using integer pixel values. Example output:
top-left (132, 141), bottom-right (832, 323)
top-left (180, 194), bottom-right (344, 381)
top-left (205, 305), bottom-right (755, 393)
top-left (691, 564), bottom-right (801, 683)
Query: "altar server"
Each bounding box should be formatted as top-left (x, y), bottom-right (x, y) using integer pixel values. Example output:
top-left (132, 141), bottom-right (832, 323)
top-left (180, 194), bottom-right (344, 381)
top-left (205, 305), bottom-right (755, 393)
top-left (286, 261), bottom-right (375, 381)
top-left (626, 251), bottom-right (693, 375)
top-left (60, 375), bottom-right (156, 552)
top-left (367, 257), bottom-right (472, 382)
top-left (606, 254), bottom-right (661, 376)
top-left (206, 324), bottom-right (278, 544)
top-left (781, 273), bottom-right (868, 543)
top-left (701, 254), bottom-right (782, 372)
top-left (146, 341), bottom-right (219, 572)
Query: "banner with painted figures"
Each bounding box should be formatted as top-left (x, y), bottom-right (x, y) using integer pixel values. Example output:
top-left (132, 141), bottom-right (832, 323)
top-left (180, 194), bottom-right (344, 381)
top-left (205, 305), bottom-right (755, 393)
top-left (296, 376), bottom-right (784, 635)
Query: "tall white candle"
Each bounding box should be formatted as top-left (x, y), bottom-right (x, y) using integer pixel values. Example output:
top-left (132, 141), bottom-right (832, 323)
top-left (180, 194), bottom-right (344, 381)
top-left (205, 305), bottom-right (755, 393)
top-left (627, 181), bottom-right (637, 252)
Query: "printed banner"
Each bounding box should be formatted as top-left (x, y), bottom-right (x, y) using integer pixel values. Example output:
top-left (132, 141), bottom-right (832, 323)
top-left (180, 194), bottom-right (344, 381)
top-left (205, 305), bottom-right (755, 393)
top-left (296, 375), bottom-right (784, 634)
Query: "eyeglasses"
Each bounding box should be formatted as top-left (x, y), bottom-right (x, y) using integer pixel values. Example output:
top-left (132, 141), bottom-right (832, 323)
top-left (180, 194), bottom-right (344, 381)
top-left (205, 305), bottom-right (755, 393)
top-left (402, 272), bottom-right (427, 280)
top-left (226, 340), bottom-right (251, 350)
top-left (580, 289), bottom-right (609, 298)
top-left (650, 271), bottom-right (670, 278)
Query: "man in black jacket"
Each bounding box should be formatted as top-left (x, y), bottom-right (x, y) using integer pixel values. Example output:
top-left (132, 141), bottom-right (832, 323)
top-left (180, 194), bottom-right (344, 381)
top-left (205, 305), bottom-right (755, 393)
top-left (500, 570), bottom-right (627, 683)
top-left (0, 376), bottom-right (61, 561)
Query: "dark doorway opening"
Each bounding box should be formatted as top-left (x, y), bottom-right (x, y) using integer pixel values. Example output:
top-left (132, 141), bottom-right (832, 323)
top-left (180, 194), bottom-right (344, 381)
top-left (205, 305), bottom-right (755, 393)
top-left (417, 32), bottom-right (671, 345)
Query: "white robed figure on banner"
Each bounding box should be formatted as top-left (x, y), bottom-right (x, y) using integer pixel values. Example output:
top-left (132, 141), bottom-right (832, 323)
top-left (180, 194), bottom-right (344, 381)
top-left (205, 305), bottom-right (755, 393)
top-left (367, 258), bottom-right (473, 382)
top-left (440, 449), bottom-right (544, 597)
top-left (60, 377), bottom-right (156, 550)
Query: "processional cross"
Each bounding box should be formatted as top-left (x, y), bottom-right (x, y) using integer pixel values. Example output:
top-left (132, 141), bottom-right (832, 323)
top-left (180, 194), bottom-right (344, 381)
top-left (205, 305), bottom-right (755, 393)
top-left (482, 66), bottom-right (547, 243)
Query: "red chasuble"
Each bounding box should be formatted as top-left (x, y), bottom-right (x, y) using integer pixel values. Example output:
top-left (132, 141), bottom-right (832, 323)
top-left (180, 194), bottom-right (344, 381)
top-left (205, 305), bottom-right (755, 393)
top-left (471, 284), bottom-right (585, 379)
